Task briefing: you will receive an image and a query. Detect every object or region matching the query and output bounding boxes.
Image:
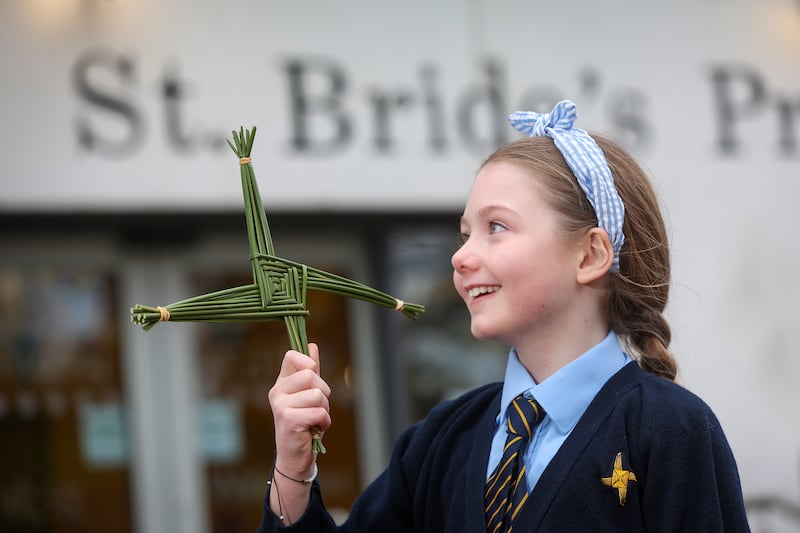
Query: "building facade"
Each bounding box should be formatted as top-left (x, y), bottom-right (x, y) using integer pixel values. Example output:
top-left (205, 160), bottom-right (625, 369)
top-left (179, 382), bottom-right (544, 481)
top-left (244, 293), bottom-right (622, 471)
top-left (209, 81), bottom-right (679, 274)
top-left (1, 1), bottom-right (799, 531)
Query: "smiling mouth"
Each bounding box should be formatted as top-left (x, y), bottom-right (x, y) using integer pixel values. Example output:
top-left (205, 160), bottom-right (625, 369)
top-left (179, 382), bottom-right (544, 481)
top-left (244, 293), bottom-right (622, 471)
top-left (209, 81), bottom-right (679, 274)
top-left (467, 286), bottom-right (500, 299)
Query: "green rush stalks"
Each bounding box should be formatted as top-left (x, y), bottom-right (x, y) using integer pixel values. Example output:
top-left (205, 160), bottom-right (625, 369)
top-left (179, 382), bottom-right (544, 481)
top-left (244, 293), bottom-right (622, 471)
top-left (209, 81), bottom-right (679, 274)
top-left (131, 126), bottom-right (424, 454)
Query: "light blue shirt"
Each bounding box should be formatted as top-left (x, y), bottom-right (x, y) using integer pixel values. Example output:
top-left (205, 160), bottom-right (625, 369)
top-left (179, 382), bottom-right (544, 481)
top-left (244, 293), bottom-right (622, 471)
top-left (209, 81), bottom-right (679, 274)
top-left (486, 331), bottom-right (630, 491)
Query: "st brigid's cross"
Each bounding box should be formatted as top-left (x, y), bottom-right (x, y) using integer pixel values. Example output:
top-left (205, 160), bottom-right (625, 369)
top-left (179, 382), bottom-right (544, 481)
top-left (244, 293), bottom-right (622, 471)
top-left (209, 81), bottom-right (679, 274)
top-left (131, 127), bottom-right (424, 453)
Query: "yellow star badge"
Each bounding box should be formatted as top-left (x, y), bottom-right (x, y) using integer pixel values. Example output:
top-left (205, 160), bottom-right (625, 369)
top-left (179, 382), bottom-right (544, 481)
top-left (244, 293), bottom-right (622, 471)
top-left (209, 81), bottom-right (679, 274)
top-left (601, 452), bottom-right (637, 506)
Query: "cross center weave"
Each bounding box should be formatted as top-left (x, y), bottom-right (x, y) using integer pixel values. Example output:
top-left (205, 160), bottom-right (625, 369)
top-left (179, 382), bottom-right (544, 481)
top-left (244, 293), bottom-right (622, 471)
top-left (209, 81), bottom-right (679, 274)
top-left (485, 394), bottom-right (544, 532)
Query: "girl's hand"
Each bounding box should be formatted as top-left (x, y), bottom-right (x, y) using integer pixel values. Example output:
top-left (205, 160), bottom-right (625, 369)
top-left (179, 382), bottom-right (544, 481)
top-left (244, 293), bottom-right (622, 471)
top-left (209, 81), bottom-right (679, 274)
top-left (268, 343), bottom-right (332, 479)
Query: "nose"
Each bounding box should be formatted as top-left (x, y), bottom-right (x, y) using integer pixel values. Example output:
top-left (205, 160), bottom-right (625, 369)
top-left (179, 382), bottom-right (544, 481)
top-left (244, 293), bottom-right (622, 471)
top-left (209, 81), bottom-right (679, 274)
top-left (451, 240), bottom-right (476, 273)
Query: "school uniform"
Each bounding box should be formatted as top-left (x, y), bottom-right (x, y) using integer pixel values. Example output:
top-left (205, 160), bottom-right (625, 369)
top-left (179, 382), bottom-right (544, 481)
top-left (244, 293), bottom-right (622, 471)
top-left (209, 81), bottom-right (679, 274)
top-left (259, 337), bottom-right (750, 532)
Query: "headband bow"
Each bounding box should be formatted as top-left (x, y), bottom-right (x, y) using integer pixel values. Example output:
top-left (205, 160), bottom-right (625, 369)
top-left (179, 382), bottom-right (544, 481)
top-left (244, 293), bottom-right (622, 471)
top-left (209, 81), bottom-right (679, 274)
top-left (508, 100), bottom-right (625, 272)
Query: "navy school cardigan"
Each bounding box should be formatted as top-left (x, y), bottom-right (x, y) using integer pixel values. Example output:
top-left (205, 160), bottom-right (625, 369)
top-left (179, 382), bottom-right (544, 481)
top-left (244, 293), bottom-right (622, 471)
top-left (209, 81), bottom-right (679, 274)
top-left (259, 361), bottom-right (750, 532)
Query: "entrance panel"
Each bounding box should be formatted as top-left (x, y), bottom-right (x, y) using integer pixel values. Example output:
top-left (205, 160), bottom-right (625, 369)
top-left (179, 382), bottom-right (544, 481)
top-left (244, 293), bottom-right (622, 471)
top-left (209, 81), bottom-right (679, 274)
top-left (191, 263), bottom-right (363, 531)
top-left (0, 267), bottom-right (132, 533)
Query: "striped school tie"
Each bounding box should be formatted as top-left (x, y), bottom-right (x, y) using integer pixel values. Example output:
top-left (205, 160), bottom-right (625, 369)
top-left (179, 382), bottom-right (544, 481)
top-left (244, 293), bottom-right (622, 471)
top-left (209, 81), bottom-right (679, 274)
top-left (485, 394), bottom-right (545, 533)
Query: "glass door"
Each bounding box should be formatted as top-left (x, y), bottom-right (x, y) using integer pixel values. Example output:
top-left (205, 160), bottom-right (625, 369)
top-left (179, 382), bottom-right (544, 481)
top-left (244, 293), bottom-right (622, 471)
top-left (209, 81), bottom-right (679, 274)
top-left (187, 233), bottom-right (384, 530)
top-left (0, 228), bottom-right (396, 533)
top-left (0, 251), bottom-right (132, 532)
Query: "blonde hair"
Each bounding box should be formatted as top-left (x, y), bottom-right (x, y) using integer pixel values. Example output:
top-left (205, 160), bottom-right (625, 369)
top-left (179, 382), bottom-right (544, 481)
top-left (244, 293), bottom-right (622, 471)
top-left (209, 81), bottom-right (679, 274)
top-left (481, 136), bottom-right (677, 381)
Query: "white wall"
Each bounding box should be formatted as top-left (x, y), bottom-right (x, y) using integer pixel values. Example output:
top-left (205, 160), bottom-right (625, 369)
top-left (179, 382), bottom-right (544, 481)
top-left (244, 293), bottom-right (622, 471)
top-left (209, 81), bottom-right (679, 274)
top-left (1, 0), bottom-right (799, 519)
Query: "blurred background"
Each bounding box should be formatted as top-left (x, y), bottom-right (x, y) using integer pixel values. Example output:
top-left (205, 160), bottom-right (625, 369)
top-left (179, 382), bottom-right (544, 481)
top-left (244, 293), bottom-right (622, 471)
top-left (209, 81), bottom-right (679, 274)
top-left (0, 0), bottom-right (798, 531)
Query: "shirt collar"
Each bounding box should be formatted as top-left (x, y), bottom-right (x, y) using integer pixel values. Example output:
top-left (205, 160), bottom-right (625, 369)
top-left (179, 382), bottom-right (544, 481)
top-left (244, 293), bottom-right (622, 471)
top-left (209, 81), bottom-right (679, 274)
top-left (499, 331), bottom-right (630, 434)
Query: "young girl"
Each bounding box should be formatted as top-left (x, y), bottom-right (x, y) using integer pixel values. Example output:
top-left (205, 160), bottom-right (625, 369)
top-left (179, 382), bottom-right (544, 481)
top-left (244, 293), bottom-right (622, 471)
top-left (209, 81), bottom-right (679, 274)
top-left (260, 101), bottom-right (750, 532)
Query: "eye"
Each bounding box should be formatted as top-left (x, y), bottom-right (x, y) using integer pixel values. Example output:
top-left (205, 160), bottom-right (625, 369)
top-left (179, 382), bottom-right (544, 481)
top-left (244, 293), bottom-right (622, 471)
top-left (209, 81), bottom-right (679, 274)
top-left (457, 230), bottom-right (470, 247)
top-left (489, 221), bottom-right (507, 234)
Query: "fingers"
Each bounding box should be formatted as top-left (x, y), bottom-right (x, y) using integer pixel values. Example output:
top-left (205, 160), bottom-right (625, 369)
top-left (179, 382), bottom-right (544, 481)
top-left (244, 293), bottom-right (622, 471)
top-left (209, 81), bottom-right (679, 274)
top-left (274, 348), bottom-right (331, 398)
top-left (269, 345), bottom-right (333, 463)
top-left (275, 386), bottom-right (330, 418)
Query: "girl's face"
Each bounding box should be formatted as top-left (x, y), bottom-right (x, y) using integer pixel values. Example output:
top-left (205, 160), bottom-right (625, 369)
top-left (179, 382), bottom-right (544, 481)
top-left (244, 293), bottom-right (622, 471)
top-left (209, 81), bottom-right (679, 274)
top-left (452, 161), bottom-right (582, 348)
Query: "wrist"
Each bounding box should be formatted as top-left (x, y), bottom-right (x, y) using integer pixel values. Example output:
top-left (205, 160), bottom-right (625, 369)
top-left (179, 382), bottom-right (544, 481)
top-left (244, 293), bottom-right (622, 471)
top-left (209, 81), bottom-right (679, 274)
top-left (275, 463), bottom-right (318, 484)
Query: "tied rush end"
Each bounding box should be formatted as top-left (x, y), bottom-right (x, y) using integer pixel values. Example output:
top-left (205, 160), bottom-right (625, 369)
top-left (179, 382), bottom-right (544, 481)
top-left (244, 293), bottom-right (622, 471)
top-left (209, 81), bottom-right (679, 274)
top-left (311, 429), bottom-right (327, 454)
top-left (394, 299), bottom-right (405, 311)
top-left (157, 306), bottom-right (171, 322)
top-left (239, 157), bottom-right (252, 165)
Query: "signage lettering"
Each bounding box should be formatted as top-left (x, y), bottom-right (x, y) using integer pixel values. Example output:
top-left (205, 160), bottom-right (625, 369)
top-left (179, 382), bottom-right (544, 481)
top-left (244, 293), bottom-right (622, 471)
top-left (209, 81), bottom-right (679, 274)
top-left (72, 48), bottom-right (658, 159)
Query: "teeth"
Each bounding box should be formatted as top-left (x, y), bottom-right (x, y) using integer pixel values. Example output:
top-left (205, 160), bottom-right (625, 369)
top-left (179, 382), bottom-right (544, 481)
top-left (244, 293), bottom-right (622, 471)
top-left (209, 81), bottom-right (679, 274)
top-left (467, 286), bottom-right (499, 298)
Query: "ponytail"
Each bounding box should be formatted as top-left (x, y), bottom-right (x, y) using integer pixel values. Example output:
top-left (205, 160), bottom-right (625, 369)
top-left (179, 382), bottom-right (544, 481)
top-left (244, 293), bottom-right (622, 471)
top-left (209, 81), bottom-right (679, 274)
top-left (599, 137), bottom-right (678, 381)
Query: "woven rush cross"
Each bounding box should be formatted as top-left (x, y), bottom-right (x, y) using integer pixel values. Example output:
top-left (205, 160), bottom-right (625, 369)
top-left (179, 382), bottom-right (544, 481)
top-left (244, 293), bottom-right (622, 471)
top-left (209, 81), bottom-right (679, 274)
top-left (131, 126), bottom-right (425, 454)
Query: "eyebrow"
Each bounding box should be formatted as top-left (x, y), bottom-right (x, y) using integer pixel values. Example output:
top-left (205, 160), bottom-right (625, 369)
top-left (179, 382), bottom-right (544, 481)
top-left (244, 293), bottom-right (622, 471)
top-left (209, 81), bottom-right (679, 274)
top-left (478, 204), bottom-right (515, 217)
top-left (460, 204), bottom-right (516, 223)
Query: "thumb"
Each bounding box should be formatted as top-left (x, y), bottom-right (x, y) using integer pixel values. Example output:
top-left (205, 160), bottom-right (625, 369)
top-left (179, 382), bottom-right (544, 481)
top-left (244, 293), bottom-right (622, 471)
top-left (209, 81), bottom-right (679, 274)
top-left (308, 342), bottom-right (321, 375)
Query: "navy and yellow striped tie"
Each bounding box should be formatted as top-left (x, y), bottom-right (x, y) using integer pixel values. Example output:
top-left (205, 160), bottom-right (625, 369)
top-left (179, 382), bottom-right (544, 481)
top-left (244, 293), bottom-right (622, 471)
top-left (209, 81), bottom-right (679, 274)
top-left (485, 394), bottom-right (545, 533)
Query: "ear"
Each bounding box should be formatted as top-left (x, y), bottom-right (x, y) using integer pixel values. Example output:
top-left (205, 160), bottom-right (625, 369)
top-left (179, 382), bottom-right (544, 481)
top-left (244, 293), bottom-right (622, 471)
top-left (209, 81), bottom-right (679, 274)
top-left (576, 228), bottom-right (614, 285)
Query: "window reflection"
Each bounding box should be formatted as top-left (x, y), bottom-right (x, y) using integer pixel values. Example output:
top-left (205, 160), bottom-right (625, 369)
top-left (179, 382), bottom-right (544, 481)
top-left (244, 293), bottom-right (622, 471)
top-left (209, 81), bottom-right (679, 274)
top-left (193, 269), bottom-right (361, 531)
top-left (0, 267), bottom-right (131, 533)
top-left (387, 229), bottom-right (507, 423)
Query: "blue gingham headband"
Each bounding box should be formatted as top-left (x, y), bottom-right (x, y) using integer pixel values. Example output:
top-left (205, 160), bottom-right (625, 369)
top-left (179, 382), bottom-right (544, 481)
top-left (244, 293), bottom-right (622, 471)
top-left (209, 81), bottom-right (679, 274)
top-left (508, 100), bottom-right (625, 272)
